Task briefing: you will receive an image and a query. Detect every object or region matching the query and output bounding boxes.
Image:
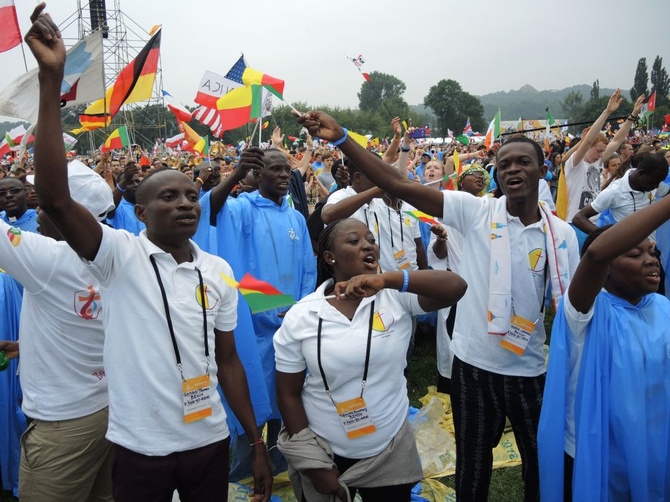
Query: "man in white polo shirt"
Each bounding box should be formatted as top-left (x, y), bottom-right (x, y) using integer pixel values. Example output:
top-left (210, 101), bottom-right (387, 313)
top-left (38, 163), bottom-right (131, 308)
top-left (25, 6), bottom-right (271, 501)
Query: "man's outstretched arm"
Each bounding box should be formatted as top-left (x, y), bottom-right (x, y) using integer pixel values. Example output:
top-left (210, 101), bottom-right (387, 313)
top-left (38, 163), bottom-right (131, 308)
top-left (28, 3), bottom-right (102, 261)
top-left (297, 111), bottom-right (444, 218)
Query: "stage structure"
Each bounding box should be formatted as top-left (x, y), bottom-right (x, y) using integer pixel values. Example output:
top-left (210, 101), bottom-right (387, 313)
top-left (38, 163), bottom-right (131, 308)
top-left (58, 0), bottom-right (168, 152)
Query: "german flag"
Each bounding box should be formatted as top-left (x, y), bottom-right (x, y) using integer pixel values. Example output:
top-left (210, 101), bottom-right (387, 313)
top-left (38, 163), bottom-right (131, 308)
top-left (78, 27), bottom-right (161, 130)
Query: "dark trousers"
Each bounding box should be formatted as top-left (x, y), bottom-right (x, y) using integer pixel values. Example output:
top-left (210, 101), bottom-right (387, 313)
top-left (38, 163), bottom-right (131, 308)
top-left (564, 453), bottom-right (574, 502)
top-left (452, 356), bottom-right (544, 502)
top-left (111, 438), bottom-right (230, 502)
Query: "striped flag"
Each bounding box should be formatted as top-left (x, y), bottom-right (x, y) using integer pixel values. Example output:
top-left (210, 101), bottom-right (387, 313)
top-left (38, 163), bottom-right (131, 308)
top-left (79, 28), bottom-right (161, 130)
top-left (101, 125), bottom-right (130, 152)
top-left (0, 0), bottom-right (21, 53)
top-left (484, 110), bottom-right (501, 149)
top-left (193, 106), bottom-right (224, 138)
top-left (162, 90), bottom-right (192, 122)
top-left (223, 55), bottom-right (285, 99)
top-left (463, 117), bottom-right (472, 136)
top-left (215, 85), bottom-right (263, 132)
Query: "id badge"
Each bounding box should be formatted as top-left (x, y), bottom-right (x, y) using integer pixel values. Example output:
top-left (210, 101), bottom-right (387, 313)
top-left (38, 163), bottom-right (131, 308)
top-left (335, 397), bottom-right (376, 439)
top-left (500, 315), bottom-right (535, 355)
top-left (182, 374), bottom-right (212, 423)
top-left (393, 249), bottom-right (411, 270)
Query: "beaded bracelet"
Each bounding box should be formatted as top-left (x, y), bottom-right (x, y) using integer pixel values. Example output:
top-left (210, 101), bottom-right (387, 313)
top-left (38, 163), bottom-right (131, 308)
top-left (399, 269), bottom-right (410, 293)
top-left (331, 128), bottom-right (348, 147)
top-left (250, 439), bottom-right (265, 447)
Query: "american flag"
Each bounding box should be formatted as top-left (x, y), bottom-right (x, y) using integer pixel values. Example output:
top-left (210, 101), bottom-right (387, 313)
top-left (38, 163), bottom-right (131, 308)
top-left (225, 55), bottom-right (248, 84)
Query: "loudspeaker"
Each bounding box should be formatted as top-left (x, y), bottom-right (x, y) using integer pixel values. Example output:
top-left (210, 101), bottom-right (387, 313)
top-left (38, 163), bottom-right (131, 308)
top-left (89, 0), bottom-right (108, 38)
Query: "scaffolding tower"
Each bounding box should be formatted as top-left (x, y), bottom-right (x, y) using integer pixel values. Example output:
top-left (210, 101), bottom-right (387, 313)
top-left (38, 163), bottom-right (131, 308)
top-left (57, 0), bottom-right (168, 152)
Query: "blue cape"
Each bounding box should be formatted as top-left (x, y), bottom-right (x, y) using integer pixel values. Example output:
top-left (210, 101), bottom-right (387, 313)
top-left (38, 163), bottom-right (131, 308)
top-left (539, 292), bottom-right (670, 501)
top-left (0, 273), bottom-right (24, 497)
top-left (193, 192), bottom-right (272, 434)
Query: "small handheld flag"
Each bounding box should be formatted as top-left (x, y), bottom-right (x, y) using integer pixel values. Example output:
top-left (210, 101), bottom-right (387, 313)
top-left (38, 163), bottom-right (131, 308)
top-left (404, 210), bottom-right (439, 225)
top-left (220, 272), bottom-right (295, 314)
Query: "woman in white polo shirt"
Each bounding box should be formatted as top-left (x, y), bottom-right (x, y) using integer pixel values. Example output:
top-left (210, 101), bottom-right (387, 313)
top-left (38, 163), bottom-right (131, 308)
top-left (275, 218), bottom-right (466, 501)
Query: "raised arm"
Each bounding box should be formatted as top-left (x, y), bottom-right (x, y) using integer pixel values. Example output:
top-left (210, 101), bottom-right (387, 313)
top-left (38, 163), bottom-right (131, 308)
top-left (298, 112), bottom-right (444, 217)
top-left (602, 94), bottom-right (645, 159)
top-left (208, 147), bottom-right (264, 223)
top-left (568, 189), bottom-right (670, 313)
top-left (333, 269), bottom-right (467, 313)
top-left (381, 116), bottom-right (402, 164)
top-left (28, 3), bottom-right (102, 261)
top-left (569, 90), bottom-right (623, 167)
top-left (320, 186), bottom-right (383, 224)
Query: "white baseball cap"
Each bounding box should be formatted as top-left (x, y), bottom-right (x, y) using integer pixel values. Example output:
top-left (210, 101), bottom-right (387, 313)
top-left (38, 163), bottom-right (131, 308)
top-left (26, 159), bottom-right (115, 221)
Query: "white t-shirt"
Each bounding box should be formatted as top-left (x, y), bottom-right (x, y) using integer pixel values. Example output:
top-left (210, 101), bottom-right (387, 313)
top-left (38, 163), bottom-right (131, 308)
top-left (0, 220), bottom-right (107, 421)
top-left (539, 179), bottom-right (556, 212)
top-left (86, 226), bottom-right (238, 455)
top-left (591, 170), bottom-right (669, 239)
top-left (564, 155), bottom-right (603, 223)
top-left (441, 191), bottom-right (580, 376)
top-left (560, 293), bottom-right (594, 457)
top-left (368, 199), bottom-right (422, 273)
top-left (274, 280), bottom-right (426, 458)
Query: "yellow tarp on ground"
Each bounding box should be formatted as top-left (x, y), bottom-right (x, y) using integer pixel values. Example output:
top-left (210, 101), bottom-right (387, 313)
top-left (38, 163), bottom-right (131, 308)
top-left (416, 386), bottom-right (523, 478)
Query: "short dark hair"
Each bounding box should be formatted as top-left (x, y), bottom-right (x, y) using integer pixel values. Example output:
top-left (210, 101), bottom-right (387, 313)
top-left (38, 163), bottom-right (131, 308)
top-left (499, 135), bottom-right (544, 167)
top-left (633, 152), bottom-right (668, 177)
top-left (135, 167), bottom-right (177, 205)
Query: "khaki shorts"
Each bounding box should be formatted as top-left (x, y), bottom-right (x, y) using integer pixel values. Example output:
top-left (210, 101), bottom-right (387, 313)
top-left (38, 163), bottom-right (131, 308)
top-left (19, 407), bottom-right (112, 502)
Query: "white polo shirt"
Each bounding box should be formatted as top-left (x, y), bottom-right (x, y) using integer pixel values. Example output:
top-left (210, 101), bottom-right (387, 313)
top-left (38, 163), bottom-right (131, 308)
top-left (369, 199), bottom-right (422, 273)
top-left (274, 280), bottom-right (426, 458)
top-left (0, 220), bottom-right (107, 421)
top-left (440, 191), bottom-right (580, 377)
top-left (86, 225), bottom-right (237, 456)
top-left (591, 170), bottom-right (669, 226)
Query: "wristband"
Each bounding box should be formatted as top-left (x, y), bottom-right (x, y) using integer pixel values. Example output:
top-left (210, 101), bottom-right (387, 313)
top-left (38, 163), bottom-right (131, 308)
top-left (331, 128), bottom-right (348, 147)
top-left (195, 177), bottom-right (205, 184)
top-left (250, 439), bottom-right (265, 447)
top-left (399, 269), bottom-right (410, 293)
top-left (115, 183), bottom-right (126, 193)
top-left (627, 115), bottom-right (639, 121)
top-left (437, 235), bottom-right (447, 242)
top-left (400, 146), bottom-right (410, 152)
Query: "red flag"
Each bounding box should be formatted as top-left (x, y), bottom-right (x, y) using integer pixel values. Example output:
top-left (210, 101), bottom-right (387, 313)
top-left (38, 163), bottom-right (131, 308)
top-left (362, 72), bottom-right (372, 83)
top-left (664, 114), bottom-right (670, 126)
top-left (648, 91), bottom-right (656, 112)
top-left (0, 0), bottom-right (21, 53)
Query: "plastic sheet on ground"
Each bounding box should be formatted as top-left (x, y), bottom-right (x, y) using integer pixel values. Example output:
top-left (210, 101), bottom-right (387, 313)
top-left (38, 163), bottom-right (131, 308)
top-left (412, 386), bottom-right (523, 478)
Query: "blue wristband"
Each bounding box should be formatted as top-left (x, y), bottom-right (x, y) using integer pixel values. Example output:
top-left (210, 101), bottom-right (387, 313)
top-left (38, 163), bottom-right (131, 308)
top-left (116, 183), bottom-right (126, 193)
top-left (399, 269), bottom-right (410, 293)
top-left (331, 128), bottom-right (348, 147)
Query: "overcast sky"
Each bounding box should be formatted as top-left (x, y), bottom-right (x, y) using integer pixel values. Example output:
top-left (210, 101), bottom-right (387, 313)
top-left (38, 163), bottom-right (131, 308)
top-left (1, 0), bottom-right (669, 116)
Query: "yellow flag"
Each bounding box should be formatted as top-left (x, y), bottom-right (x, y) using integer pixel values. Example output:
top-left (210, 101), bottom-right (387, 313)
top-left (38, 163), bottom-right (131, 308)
top-left (348, 130), bottom-right (369, 148)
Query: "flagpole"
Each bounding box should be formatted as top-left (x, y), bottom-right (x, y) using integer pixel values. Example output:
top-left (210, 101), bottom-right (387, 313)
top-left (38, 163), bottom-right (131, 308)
top-left (249, 119), bottom-right (260, 147)
top-left (258, 119), bottom-right (262, 148)
top-left (19, 43), bottom-right (29, 73)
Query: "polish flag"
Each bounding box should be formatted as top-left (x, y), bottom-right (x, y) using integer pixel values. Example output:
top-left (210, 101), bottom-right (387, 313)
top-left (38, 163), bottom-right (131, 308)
top-left (0, 0), bottom-right (21, 53)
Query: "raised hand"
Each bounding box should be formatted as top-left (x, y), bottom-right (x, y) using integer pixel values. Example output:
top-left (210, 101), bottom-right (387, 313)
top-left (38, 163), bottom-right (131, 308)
top-left (296, 111), bottom-right (345, 143)
top-left (633, 93), bottom-right (646, 117)
top-left (25, 3), bottom-right (66, 75)
top-left (606, 89), bottom-right (622, 114)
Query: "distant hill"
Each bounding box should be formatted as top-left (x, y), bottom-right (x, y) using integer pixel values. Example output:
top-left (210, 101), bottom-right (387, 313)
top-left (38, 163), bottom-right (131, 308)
top-left (478, 84), bottom-right (621, 121)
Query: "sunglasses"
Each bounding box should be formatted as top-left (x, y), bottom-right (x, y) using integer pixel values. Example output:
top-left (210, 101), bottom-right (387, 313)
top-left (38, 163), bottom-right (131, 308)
top-left (0, 186), bottom-right (25, 197)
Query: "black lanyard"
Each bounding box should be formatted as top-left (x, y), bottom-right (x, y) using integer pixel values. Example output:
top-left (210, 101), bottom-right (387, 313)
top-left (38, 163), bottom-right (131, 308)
top-left (149, 255), bottom-right (209, 381)
top-left (316, 300), bottom-right (375, 404)
top-left (364, 210), bottom-right (381, 263)
top-left (386, 205), bottom-right (404, 249)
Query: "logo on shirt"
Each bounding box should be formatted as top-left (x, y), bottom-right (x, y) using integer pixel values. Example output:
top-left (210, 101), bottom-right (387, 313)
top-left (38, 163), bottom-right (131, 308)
top-left (288, 228), bottom-right (299, 241)
top-left (74, 285), bottom-right (102, 320)
top-left (528, 248), bottom-right (545, 272)
top-left (6, 227), bottom-right (21, 247)
top-left (195, 283), bottom-right (220, 311)
top-left (372, 307), bottom-right (395, 332)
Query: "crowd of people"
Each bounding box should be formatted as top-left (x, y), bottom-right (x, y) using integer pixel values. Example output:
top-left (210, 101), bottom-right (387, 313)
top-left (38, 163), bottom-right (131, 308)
top-left (1, 4), bottom-right (670, 502)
